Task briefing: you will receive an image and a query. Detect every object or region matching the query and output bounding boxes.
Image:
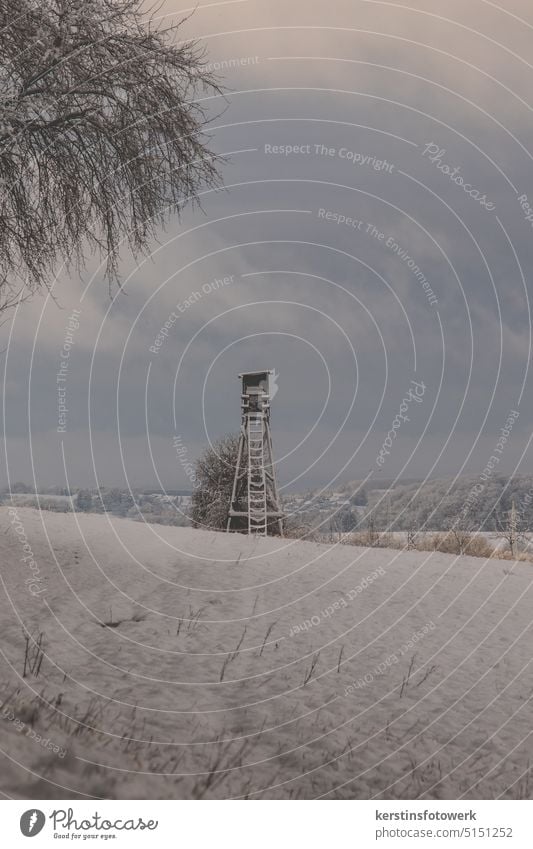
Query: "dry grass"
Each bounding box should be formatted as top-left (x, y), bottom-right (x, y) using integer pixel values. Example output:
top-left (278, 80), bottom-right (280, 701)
top-left (0, 682), bottom-right (256, 800)
top-left (419, 532), bottom-right (495, 558)
top-left (22, 631), bottom-right (45, 679)
top-left (335, 528), bottom-right (533, 562)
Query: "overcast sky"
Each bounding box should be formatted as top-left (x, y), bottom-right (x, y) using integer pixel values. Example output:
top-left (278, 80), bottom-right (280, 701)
top-left (3, 0), bottom-right (533, 493)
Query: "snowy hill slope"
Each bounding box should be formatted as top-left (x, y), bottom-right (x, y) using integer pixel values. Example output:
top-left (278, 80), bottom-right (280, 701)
top-left (1, 507), bottom-right (532, 799)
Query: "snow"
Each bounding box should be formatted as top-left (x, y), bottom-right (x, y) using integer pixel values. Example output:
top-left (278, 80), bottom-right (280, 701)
top-left (1, 506), bottom-right (532, 799)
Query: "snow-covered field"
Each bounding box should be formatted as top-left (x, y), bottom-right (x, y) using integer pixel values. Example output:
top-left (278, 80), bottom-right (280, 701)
top-left (1, 507), bottom-right (533, 800)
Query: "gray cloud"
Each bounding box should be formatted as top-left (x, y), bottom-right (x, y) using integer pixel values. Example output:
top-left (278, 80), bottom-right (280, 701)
top-left (3, 0), bottom-right (533, 491)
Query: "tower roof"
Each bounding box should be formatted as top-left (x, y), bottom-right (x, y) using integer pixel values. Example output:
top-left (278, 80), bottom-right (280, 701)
top-left (238, 369), bottom-right (273, 379)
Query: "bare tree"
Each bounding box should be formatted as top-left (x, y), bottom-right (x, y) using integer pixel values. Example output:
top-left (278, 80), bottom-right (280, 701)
top-left (406, 525), bottom-right (418, 550)
top-left (0, 0), bottom-right (221, 309)
top-left (495, 499), bottom-right (524, 558)
top-left (191, 434), bottom-right (240, 531)
top-left (444, 515), bottom-right (476, 555)
top-left (362, 513), bottom-right (380, 547)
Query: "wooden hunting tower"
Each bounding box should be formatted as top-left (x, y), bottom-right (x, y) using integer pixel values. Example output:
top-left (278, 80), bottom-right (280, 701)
top-left (226, 370), bottom-right (284, 536)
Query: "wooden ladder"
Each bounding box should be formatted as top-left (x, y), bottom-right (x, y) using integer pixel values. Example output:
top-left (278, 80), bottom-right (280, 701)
top-left (247, 414), bottom-right (267, 535)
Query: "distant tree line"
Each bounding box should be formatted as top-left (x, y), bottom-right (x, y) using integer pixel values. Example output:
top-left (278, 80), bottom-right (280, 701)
top-left (5, 474), bottom-right (533, 539)
top-left (361, 475), bottom-right (533, 533)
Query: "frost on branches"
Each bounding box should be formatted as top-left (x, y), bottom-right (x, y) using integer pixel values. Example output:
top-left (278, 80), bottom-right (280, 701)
top-left (0, 0), bottom-right (221, 307)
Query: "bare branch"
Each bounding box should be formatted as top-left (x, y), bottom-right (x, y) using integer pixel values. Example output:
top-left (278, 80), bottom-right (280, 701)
top-left (0, 0), bottom-right (223, 311)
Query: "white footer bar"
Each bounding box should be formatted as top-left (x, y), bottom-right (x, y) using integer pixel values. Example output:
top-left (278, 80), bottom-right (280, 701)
top-left (2, 799), bottom-right (531, 848)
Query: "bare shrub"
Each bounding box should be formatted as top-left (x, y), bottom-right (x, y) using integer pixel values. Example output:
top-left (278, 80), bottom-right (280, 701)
top-left (191, 434), bottom-right (239, 531)
top-left (462, 535), bottom-right (497, 558)
top-left (283, 521), bottom-right (321, 542)
top-left (492, 550), bottom-right (532, 562)
top-left (344, 529), bottom-right (393, 548)
top-left (416, 532), bottom-right (495, 558)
